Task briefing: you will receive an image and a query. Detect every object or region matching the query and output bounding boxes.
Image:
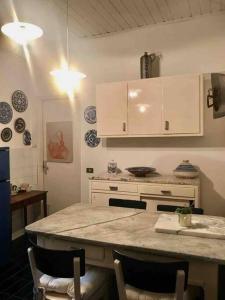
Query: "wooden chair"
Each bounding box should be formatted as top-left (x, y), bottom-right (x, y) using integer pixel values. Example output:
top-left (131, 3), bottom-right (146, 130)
top-left (113, 250), bottom-right (190, 300)
top-left (157, 205), bottom-right (204, 215)
top-left (109, 198), bottom-right (147, 210)
top-left (28, 244), bottom-right (109, 300)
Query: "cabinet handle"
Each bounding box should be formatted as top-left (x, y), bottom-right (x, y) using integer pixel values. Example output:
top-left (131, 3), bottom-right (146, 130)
top-left (122, 122), bottom-right (126, 132)
top-left (165, 121), bottom-right (169, 131)
top-left (109, 186), bottom-right (118, 191)
top-left (161, 190), bottom-right (171, 194)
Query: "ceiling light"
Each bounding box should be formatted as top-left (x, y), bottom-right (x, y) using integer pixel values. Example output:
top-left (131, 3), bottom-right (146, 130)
top-left (50, 66), bottom-right (86, 96)
top-left (1, 22), bottom-right (43, 45)
top-left (50, 0), bottom-right (86, 96)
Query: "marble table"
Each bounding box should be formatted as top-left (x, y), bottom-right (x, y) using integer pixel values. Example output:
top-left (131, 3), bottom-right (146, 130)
top-left (26, 204), bottom-right (225, 300)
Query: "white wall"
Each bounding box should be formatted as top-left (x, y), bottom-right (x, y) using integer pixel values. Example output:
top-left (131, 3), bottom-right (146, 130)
top-left (0, 43), bottom-right (43, 236)
top-left (79, 14), bottom-right (225, 216)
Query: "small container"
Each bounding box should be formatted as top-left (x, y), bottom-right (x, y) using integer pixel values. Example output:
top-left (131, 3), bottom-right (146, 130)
top-left (107, 160), bottom-right (117, 174)
top-left (178, 214), bottom-right (192, 227)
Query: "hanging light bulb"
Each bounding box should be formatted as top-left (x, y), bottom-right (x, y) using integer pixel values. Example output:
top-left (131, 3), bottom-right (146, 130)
top-left (50, 0), bottom-right (86, 96)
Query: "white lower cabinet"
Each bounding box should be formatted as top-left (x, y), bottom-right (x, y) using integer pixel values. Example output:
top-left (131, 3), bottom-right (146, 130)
top-left (143, 198), bottom-right (189, 211)
top-left (89, 179), bottom-right (200, 211)
top-left (91, 192), bottom-right (139, 206)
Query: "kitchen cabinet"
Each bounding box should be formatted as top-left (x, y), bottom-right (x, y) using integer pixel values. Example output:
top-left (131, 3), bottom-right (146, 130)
top-left (162, 74), bottom-right (201, 134)
top-left (89, 176), bottom-right (200, 211)
top-left (127, 78), bottom-right (162, 135)
top-left (96, 74), bottom-right (203, 137)
top-left (96, 81), bottom-right (127, 136)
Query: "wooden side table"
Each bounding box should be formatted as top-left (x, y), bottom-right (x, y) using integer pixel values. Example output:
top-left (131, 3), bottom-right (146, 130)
top-left (11, 190), bottom-right (48, 226)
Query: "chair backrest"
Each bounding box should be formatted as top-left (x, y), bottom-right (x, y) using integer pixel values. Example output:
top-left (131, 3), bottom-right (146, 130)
top-left (109, 198), bottom-right (147, 210)
top-left (113, 250), bottom-right (189, 294)
top-left (31, 243), bottom-right (85, 277)
top-left (157, 205), bottom-right (204, 215)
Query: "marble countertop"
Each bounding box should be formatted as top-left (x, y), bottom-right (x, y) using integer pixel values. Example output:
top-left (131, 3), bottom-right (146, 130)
top-left (26, 204), bottom-right (225, 264)
top-left (89, 172), bottom-right (200, 186)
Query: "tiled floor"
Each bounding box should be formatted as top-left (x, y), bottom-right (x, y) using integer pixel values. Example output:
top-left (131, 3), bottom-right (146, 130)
top-left (0, 235), bottom-right (33, 300)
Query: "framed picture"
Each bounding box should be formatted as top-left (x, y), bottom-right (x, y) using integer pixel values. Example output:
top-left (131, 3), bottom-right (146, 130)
top-left (46, 121), bottom-right (73, 163)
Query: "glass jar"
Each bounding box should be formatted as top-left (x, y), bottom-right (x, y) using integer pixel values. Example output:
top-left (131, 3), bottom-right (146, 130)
top-left (107, 160), bottom-right (117, 174)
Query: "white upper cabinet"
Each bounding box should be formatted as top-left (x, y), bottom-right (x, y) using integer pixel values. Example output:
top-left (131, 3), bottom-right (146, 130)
top-left (162, 74), bottom-right (202, 135)
top-left (127, 78), bottom-right (163, 135)
top-left (96, 81), bottom-right (128, 136)
top-left (96, 74), bottom-right (203, 137)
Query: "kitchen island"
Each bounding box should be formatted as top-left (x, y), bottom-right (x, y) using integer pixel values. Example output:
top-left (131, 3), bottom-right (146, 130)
top-left (26, 203), bottom-right (225, 300)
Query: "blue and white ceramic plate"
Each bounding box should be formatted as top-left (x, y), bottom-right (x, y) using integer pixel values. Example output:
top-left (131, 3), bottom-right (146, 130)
top-left (1, 127), bottom-right (12, 142)
top-left (0, 102), bottom-right (13, 124)
top-left (84, 106), bottom-right (96, 124)
top-left (12, 90), bottom-right (28, 112)
top-left (14, 118), bottom-right (26, 133)
top-left (23, 129), bottom-right (31, 145)
top-left (85, 129), bottom-right (100, 147)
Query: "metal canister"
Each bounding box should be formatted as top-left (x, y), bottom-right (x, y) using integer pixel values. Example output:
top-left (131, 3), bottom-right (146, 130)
top-left (140, 52), bottom-right (159, 78)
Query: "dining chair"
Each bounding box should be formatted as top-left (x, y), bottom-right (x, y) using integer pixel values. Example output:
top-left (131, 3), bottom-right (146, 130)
top-left (157, 204), bottom-right (204, 215)
top-left (109, 198), bottom-right (147, 210)
top-left (28, 244), bottom-right (109, 300)
top-left (113, 250), bottom-right (191, 300)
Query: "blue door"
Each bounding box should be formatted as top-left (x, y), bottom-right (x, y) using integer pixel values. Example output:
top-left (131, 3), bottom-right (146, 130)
top-left (0, 148), bottom-right (10, 181)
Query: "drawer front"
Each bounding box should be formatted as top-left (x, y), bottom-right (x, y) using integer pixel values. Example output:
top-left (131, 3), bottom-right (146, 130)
top-left (92, 181), bottom-right (138, 193)
top-left (145, 199), bottom-right (190, 211)
top-left (92, 192), bottom-right (140, 206)
top-left (39, 237), bottom-right (105, 261)
top-left (139, 184), bottom-right (195, 198)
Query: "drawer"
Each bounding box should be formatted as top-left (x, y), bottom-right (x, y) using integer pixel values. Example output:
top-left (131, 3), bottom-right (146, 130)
top-left (40, 237), bottom-right (105, 261)
top-left (145, 199), bottom-right (190, 212)
top-left (139, 184), bottom-right (195, 198)
top-left (91, 181), bottom-right (138, 193)
top-left (91, 192), bottom-right (140, 206)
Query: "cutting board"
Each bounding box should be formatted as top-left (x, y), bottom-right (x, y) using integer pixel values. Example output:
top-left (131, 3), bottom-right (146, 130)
top-left (155, 214), bottom-right (225, 240)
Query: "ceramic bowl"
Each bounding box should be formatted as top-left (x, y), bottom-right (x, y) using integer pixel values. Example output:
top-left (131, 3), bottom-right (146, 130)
top-left (174, 160), bottom-right (199, 178)
top-left (126, 167), bottom-right (156, 177)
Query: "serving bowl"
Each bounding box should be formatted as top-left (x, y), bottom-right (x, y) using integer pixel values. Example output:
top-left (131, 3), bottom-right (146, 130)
top-left (125, 167), bottom-right (156, 177)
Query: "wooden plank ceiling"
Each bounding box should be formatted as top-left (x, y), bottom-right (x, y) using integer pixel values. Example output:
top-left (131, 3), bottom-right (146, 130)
top-left (55, 0), bottom-right (225, 38)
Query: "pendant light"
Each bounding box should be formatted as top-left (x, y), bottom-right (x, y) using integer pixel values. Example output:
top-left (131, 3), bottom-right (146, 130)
top-left (50, 0), bottom-right (86, 96)
top-left (1, 22), bottom-right (43, 45)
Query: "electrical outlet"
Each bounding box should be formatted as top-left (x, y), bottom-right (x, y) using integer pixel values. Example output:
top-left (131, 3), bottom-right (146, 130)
top-left (86, 168), bottom-right (94, 174)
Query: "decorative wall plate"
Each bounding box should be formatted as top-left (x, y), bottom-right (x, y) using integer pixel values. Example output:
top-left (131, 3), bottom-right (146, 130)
top-left (1, 127), bottom-right (12, 142)
top-left (23, 129), bottom-right (31, 145)
top-left (12, 90), bottom-right (28, 112)
top-left (14, 118), bottom-right (26, 133)
top-left (84, 106), bottom-right (96, 124)
top-left (85, 129), bottom-right (100, 147)
top-left (0, 102), bottom-right (13, 124)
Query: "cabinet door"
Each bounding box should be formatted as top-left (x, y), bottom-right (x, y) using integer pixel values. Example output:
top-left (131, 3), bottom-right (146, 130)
top-left (91, 193), bottom-right (139, 206)
top-left (96, 82), bottom-right (128, 136)
top-left (127, 78), bottom-right (163, 135)
top-left (162, 74), bottom-right (201, 134)
top-left (145, 199), bottom-right (189, 211)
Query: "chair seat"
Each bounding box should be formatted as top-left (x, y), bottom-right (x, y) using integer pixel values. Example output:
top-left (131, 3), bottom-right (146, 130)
top-left (40, 266), bottom-right (108, 300)
top-left (125, 284), bottom-right (192, 300)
